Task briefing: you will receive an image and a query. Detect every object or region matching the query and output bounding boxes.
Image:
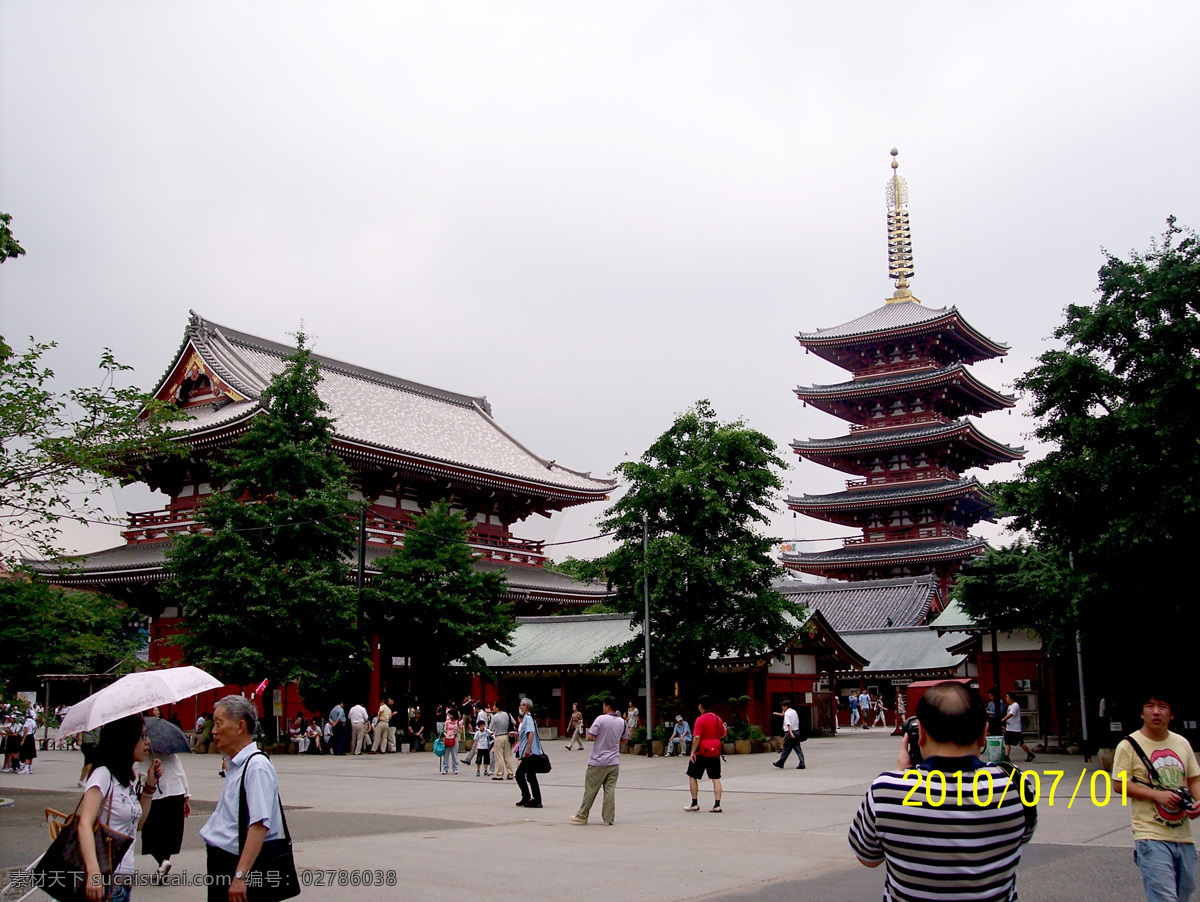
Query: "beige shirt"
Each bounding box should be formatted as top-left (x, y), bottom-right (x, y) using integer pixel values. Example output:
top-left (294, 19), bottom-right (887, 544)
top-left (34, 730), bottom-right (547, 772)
top-left (1113, 730), bottom-right (1200, 843)
top-left (377, 703), bottom-right (392, 725)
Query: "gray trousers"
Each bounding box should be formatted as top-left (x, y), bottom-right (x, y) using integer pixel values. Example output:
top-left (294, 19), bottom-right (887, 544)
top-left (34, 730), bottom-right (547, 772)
top-left (576, 764), bottom-right (619, 825)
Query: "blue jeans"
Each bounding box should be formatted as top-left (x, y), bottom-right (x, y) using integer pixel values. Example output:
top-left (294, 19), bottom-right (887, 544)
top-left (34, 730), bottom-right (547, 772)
top-left (441, 743), bottom-right (458, 773)
top-left (111, 885), bottom-right (131, 902)
top-left (1135, 839), bottom-right (1198, 902)
top-left (850, 707), bottom-right (859, 726)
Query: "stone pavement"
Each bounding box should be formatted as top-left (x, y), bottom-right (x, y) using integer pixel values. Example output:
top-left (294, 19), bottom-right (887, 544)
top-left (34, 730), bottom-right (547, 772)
top-left (1, 728), bottom-right (1143, 901)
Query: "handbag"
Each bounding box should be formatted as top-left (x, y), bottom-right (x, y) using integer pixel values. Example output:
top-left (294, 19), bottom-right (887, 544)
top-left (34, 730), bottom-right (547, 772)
top-left (238, 753), bottom-right (300, 902)
top-left (529, 751), bottom-right (552, 774)
top-left (31, 781), bottom-right (134, 902)
top-left (433, 737), bottom-right (446, 757)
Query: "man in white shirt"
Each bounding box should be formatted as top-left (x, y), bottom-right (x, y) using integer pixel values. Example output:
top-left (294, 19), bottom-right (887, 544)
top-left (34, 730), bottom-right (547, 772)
top-left (1002, 692), bottom-right (1035, 763)
top-left (200, 695), bottom-right (284, 902)
top-left (348, 702), bottom-right (370, 755)
top-left (772, 699), bottom-right (805, 770)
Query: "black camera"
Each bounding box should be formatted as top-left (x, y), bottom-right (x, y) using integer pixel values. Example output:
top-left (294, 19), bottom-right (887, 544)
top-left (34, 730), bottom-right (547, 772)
top-left (1171, 787), bottom-right (1196, 812)
top-left (903, 716), bottom-right (922, 766)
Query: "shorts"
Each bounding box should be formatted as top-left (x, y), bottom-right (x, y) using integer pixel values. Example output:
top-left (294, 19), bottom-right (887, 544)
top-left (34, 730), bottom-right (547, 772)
top-left (1004, 731), bottom-right (1024, 746)
top-left (686, 755), bottom-right (721, 781)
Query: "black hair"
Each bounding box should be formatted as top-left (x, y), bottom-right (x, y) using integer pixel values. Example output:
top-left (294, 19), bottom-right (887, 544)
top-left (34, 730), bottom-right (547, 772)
top-left (1137, 687), bottom-right (1173, 711)
top-left (95, 714), bottom-right (144, 787)
top-left (781, 698), bottom-right (791, 707)
top-left (603, 696), bottom-right (619, 711)
top-left (915, 682), bottom-right (987, 746)
top-left (697, 694), bottom-right (713, 711)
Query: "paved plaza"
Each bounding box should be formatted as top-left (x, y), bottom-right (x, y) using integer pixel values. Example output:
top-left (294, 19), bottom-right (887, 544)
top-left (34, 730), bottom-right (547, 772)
top-left (1, 728), bottom-right (1144, 901)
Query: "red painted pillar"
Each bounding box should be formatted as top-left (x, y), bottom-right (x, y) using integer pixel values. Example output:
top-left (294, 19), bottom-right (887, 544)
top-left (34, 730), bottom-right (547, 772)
top-left (368, 633), bottom-right (381, 712)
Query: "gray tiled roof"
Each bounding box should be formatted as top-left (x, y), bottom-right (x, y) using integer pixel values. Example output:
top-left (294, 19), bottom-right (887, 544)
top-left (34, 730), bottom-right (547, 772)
top-left (798, 299), bottom-right (1009, 351)
top-left (787, 476), bottom-right (989, 509)
top-left (27, 542), bottom-right (611, 600)
top-left (471, 608), bottom-right (857, 671)
top-left (160, 313), bottom-right (615, 497)
top-left (791, 419), bottom-right (1024, 458)
top-left (928, 599), bottom-right (980, 631)
top-left (775, 575), bottom-right (939, 630)
top-left (782, 537), bottom-right (988, 566)
top-left (475, 614), bottom-right (637, 670)
top-left (795, 363), bottom-right (1015, 405)
top-left (837, 627), bottom-right (971, 676)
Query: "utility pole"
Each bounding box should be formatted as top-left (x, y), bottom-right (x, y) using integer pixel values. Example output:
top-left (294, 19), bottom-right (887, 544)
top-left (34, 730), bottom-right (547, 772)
top-left (643, 512), bottom-right (653, 757)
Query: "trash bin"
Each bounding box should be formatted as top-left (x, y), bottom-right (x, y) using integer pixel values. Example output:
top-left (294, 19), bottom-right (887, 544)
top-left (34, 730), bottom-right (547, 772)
top-left (984, 735), bottom-right (1004, 764)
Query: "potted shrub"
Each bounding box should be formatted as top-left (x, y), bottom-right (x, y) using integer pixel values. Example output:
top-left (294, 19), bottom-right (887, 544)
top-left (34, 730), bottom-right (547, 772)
top-left (629, 726), bottom-right (646, 756)
top-left (651, 724), bottom-right (666, 757)
top-left (748, 725), bottom-right (766, 754)
top-left (728, 721), bottom-right (752, 755)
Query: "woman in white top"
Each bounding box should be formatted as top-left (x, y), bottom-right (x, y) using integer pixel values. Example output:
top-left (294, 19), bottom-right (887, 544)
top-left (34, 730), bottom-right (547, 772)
top-left (79, 714), bottom-right (162, 902)
top-left (135, 748), bottom-right (191, 881)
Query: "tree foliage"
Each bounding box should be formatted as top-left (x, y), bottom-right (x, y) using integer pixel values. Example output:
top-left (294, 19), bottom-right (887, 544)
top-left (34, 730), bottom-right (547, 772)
top-left (992, 218), bottom-right (1199, 643)
top-left (0, 578), bottom-right (139, 693)
top-left (164, 333), bottom-right (361, 701)
top-left (0, 212), bottom-right (25, 264)
top-left (364, 500), bottom-right (513, 703)
top-left (953, 541), bottom-right (1078, 653)
top-left (595, 400), bottom-right (792, 692)
top-left (1, 339), bottom-right (185, 564)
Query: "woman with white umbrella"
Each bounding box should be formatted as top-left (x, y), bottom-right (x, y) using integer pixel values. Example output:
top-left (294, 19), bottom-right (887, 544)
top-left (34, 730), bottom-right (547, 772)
top-left (79, 714), bottom-right (162, 902)
top-left (136, 716), bottom-right (192, 882)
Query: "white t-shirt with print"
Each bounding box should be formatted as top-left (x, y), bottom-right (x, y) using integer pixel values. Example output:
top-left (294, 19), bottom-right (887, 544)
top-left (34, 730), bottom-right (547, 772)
top-left (83, 766), bottom-right (141, 875)
top-left (1006, 702), bottom-right (1023, 734)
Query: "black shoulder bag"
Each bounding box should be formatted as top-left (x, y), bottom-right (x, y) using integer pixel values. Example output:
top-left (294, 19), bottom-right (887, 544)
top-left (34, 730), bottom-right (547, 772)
top-left (238, 752), bottom-right (300, 902)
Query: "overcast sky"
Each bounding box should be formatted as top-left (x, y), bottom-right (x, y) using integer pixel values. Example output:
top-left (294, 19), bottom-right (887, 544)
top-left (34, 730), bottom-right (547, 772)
top-left (2, 1), bottom-right (1198, 563)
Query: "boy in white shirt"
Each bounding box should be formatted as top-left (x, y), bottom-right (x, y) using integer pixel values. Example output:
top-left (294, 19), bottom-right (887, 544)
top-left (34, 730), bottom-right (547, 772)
top-left (474, 723), bottom-right (493, 777)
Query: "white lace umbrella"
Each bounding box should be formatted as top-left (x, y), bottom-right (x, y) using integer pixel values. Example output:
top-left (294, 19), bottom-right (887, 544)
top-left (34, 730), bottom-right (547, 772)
top-left (57, 665), bottom-right (224, 739)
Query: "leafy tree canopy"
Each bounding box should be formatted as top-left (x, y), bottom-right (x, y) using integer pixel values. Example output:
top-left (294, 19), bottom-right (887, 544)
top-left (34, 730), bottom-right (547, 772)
top-left (992, 218), bottom-right (1199, 643)
top-left (1, 344), bottom-right (184, 566)
top-left (0, 578), bottom-right (139, 693)
top-left (365, 500), bottom-right (513, 703)
top-left (953, 540), bottom-right (1078, 653)
top-left (0, 212), bottom-right (25, 264)
top-left (595, 400), bottom-right (792, 691)
top-left (164, 333), bottom-right (361, 702)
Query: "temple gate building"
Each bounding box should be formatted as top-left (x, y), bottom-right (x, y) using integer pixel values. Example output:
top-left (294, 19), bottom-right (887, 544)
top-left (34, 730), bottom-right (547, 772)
top-left (29, 312), bottom-right (616, 716)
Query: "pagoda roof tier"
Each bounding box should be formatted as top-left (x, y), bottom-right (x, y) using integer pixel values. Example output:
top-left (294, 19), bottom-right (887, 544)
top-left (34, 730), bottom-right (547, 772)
top-left (797, 299), bottom-right (1009, 369)
top-left (26, 542), bottom-right (611, 605)
top-left (794, 363), bottom-right (1015, 420)
top-left (790, 419), bottom-right (1024, 474)
top-left (773, 575), bottom-right (940, 631)
top-left (787, 476), bottom-right (994, 519)
top-left (781, 536), bottom-right (988, 570)
top-left (143, 313), bottom-right (615, 504)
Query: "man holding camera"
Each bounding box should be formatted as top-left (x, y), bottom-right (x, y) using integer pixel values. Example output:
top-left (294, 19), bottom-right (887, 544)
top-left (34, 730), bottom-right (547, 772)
top-left (849, 681), bottom-right (1036, 901)
top-left (1113, 689), bottom-right (1200, 902)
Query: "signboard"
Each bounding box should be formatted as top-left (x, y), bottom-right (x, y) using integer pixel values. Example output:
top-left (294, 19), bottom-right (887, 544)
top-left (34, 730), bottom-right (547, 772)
top-left (891, 678), bottom-right (913, 687)
top-left (391, 656), bottom-right (410, 668)
top-left (272, 689), bottom-right (283, 717)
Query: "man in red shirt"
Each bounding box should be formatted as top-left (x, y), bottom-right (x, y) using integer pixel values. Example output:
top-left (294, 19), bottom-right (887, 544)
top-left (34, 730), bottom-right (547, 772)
top-left (685, 695), bottom-right (727, 813)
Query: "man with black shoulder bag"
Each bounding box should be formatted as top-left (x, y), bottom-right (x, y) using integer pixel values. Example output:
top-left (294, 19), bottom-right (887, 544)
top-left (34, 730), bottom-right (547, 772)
top-left (1113, 688), bottom-right (1200, 902)
top-left (201, 695), bottom-right (299, 902)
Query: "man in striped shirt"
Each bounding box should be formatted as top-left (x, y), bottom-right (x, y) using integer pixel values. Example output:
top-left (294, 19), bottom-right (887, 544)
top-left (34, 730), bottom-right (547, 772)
top-left (849, 681), bottom-right (1037, 901)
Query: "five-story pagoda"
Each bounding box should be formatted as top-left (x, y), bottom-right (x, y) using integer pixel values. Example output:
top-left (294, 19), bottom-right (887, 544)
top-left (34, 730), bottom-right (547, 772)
top-left (783, 151), bottom-right (1023, 598)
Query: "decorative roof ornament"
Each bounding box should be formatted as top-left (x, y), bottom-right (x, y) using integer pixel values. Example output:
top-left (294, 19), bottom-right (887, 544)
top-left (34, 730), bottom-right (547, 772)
top-left (885, 147), bottom-right (916, 302)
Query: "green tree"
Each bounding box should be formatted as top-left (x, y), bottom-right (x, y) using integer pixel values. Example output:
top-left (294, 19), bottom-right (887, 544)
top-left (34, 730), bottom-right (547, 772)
top-left (953, 540), bottom-right (1078, 653)
top-left (595, 400), bottom-right (792, 695)
top-left (164, 333), bottom-right (362, 703)
top-left (0, 578), bottom-right (139, 693)
top-left (992, 218), bottom-right (1199, 672)
top-left (0, 211), bottom-right (25, 264)
top-left (1, 340), bottom-right (185, 564)
top-left (365, 501), bottom-right (513, 705)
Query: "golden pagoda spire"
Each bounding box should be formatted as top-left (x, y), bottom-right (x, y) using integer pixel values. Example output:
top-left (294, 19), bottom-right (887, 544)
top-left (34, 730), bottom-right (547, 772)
top-left (885, 147), bottom-right (916, 302)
